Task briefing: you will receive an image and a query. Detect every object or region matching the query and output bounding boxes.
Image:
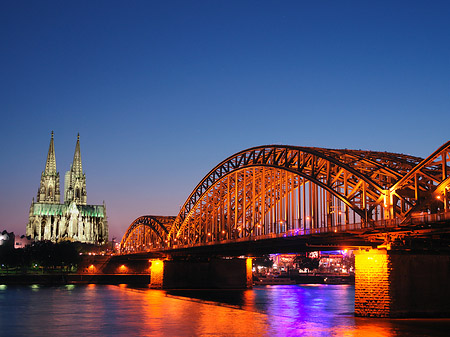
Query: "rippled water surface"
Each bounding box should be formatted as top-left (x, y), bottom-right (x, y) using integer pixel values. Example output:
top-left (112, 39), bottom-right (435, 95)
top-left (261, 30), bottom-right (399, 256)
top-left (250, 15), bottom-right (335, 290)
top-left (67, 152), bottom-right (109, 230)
top-left (0, 284), bottom-right (449, 336)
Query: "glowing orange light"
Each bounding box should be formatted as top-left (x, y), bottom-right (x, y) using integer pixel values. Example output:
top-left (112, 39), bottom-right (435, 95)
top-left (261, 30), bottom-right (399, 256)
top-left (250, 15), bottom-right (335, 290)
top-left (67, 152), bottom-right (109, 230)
top-left (437, 195), bottom-right (441, 200)
top-left (150, 260), bottom-right (164, 288)
top-left (207, 233), bottom-right (211, 236)
top-left (246, 258), bottom-right (253, 287)
top-left (221, 231), bottom-right (225, 234)
top-left (354, 247), bottom-right (389, 315)
top-left (118, 264), bottom-right (127, 273)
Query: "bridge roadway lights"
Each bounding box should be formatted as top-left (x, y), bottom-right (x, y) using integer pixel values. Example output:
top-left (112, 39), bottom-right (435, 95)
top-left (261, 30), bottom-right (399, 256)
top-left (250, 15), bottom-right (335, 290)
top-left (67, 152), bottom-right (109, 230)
top-left (355, 248), bottom-right (450, 317)
top-left (149, 257), bottom-right (253, 289)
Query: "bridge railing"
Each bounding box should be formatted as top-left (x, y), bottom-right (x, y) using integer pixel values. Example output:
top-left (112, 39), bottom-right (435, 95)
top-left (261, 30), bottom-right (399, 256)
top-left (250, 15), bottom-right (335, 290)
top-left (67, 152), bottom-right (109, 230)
top-left (163, 221), bottom-right (388, 250)
top-left (124, 210), bottom-right (450, 253)
top-left (408, 211), bottom-right (450, 225)
top-left (162, 210), bottom-right (450, 251)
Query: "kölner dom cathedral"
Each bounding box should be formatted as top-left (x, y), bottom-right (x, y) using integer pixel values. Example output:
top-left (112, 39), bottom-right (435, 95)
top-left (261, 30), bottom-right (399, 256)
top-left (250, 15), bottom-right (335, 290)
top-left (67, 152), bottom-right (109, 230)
top-left (26, 132), bottom-right (108, 244)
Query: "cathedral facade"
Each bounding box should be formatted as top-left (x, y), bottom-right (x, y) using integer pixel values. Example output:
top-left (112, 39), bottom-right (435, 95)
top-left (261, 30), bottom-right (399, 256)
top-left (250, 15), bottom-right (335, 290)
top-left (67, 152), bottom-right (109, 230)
top-left (26, 132), bottom-right (108, 244)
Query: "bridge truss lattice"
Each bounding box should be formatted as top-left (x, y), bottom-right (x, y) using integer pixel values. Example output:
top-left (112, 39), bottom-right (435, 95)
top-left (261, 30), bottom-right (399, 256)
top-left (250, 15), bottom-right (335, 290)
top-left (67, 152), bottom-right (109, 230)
top-left (120, 142), bottom-right (450, 254)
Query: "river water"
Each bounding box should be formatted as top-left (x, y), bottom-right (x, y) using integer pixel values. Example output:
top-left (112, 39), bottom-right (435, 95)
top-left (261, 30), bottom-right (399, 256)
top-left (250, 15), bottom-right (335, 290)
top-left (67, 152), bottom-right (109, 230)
top-left (0, 284), bottom-right (449, 336)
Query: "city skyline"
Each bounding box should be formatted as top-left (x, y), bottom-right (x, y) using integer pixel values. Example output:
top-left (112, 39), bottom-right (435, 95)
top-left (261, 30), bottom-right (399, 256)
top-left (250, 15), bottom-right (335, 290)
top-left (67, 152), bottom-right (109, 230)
top-left (1, 1), bottom-right (449, 240)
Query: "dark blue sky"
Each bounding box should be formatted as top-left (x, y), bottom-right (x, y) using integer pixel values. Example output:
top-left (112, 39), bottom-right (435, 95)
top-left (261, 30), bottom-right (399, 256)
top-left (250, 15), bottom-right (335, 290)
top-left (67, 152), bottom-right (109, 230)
top-left (1, 1), bottom-right (449, 239)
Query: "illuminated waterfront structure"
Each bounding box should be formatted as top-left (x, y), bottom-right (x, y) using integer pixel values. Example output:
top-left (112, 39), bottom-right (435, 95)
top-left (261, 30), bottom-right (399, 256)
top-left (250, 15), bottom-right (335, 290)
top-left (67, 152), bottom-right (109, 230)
top-left (118, 141), bottom-right (450, 317)
top-left (26, 132), bottom-right (108, 244)
top-left (121, 142), bottom-right (450, 253)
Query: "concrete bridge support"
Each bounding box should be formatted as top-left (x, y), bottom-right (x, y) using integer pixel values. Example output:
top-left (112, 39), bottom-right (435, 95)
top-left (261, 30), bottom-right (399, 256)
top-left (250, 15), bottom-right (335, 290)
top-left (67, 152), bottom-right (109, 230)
top-left (355, 249), bottom-right (450, 317)
top-left (150, 257), bottom-right (253, 289)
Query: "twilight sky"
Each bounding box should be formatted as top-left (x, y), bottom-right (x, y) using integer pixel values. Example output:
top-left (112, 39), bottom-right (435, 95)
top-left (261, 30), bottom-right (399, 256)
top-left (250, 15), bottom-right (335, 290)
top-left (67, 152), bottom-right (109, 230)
top-left (1, 1), bottom-right (449, 240)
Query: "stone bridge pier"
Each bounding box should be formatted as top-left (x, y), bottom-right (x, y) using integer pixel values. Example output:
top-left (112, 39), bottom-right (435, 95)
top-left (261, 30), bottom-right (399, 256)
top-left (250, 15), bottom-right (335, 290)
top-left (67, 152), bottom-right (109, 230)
top-left (355, 249), bottom-right (450, 317)
top-left (149, 257), bottom-right (253, 289)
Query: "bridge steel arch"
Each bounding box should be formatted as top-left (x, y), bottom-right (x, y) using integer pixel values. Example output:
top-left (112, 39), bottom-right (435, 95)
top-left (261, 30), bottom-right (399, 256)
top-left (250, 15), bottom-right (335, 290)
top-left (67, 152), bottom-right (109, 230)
top-left (167, 145), bottom-right (426, 246)
top-left (120, 215), bottom-right (175, 254)
top-left (120, 142), bottom-right (450, 254)
top-left (389, 140), bottom-right (450, 220)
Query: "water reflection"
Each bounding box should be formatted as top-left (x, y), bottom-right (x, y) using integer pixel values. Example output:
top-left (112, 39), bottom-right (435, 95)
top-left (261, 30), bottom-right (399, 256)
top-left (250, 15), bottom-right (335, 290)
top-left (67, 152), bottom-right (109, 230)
top-left (0, 284), bottom-right (449, 336)
top-left (166, 285), bottom-right (450, 337)
top-left (140, 289), bottom-right (270, 336)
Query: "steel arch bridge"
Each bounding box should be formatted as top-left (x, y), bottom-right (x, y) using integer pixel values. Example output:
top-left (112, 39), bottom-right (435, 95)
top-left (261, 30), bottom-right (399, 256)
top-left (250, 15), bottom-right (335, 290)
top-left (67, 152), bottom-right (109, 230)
top-left (120, 141), bottom-right (450, 254)
top-left (120, 216), bottom-right (175, 254)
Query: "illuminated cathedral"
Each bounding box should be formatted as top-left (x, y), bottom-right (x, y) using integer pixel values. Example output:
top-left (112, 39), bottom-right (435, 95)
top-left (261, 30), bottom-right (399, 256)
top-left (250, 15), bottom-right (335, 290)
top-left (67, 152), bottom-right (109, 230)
top-left (26, 132), bottom-right (108, 244)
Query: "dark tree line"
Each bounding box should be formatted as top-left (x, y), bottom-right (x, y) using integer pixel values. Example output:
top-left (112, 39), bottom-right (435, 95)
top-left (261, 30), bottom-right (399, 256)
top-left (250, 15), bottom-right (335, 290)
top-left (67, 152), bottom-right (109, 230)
top-left (0, 241), bottom-right (81, 273)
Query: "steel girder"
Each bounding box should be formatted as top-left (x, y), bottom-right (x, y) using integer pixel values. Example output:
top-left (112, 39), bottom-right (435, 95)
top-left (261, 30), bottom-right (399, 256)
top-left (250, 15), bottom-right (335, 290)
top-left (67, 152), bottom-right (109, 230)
top-left (120, 215), bottom-right (175, 253)
top-left (119, 142), bottom-right (450, 253)
top-left (168, 145), bottom-right (426, 242)
top-left (390, 141), bottom-right (450, 219)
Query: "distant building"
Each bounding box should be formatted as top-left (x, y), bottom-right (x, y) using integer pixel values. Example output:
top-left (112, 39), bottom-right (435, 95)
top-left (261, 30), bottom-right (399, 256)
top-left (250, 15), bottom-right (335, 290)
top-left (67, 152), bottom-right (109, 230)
top-left (26, 132), bottom-right (108, 244)
top-left (0, 230), bottom-right (15, 249)
top-left (318, 253), bottom-right (344, 273)
top-left (15, 235), bottom-right (33, 248)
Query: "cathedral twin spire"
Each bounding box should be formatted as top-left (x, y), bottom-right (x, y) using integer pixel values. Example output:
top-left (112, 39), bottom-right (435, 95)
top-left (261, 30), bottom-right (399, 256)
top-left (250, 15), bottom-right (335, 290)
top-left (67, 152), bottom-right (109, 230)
top-left (28, 132), bottom-right (108, 243)
top-left (64, 133), bottom-right (87, 205)
top-left (38, 132), bottom-right (86, 205)
top-left (72, 133), bottom-right (83, 175)
top-left (38, 131), bottom-right (60, 203)
top-left (44, 131), bottom-right (57, 175)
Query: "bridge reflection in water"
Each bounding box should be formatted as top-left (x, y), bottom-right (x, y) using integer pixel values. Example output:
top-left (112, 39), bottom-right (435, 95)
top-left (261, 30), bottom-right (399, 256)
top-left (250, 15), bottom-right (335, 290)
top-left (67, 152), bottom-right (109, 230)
top-left (3, 284), bottom-right (450, 336)
top-left (117, 142), bottom-right (450, 317)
